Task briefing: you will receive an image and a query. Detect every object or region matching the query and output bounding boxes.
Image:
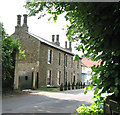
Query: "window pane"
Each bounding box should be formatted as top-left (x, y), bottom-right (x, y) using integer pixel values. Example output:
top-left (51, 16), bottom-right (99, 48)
top-left (59, 53), bottom-right (61, 65)
top-left (48, 49), bottom-right (52, 64)
top-left (47, 70), bottom-right (51, 85)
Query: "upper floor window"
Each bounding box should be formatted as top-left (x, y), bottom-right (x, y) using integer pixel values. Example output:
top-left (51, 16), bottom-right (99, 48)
top-left (59, 53), bottom-right (61, 65)
top-left (57, 71), bottom-right (61, 85)
top-left (65, 54), bottom-right (67, 67)
top-left (48, 49), bottom-right (52, 64)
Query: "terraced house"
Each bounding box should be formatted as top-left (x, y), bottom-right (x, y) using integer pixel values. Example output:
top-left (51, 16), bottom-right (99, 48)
top-left (13, 14), bottom-right (82, 90)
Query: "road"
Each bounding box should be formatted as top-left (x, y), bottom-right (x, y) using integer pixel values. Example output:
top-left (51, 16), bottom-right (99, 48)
top-left (2, 89), bottom-right (94, 114)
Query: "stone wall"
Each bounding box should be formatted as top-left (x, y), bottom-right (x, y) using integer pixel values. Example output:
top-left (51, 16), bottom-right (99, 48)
top-left (39, 43), bottom-right (82, 87)
top-left (13, 14), bottom-right (82, 89)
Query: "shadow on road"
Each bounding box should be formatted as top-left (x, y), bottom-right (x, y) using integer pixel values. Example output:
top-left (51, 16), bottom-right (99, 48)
top-left (2, 90), bottom-right (92, 114)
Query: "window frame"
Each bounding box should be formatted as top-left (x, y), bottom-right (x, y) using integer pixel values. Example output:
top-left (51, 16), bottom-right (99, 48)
top-left (48, 49), bottom-right (52, 64)
top-left (47, 70), bottom-right (51, 85)
top-left (59, 53), bottom-right (61, 66)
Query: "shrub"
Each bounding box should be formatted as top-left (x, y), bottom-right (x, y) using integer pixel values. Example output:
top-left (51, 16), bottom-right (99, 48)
top-left (83, 82), bottom-right (86, 88)
top-left (1, 24), bottom-right (25, 90)
top-left (72, 82), bottom-right (75, 90)
top-left (78, 82), bottom-right (80, 89)
top-left (68, 82), bottom-right (70, 90)
top-left (60, 83), bottom-right (63, 91)
top-left (80, 82), bottom-right (83, 89)
top-left (64, 81), bottom-right (67, 90)
top-left (76, 102), bottom-right (103, 114)
top-left (76, 82), bottom-right (78, 89)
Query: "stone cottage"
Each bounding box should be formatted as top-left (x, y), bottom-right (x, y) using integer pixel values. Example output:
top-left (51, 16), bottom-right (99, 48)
top-left (13, 14), bottom-right (82, 90)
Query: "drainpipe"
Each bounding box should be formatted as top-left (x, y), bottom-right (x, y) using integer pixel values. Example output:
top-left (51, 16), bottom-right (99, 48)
top-left (64, 53), bottom-right (66, 85)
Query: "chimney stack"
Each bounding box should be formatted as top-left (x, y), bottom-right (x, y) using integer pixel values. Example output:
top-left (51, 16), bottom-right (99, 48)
top-left (52, 35), bottom-right (55, 42)
top-left (22, 14), bottom-right (28, 32)
top-left (69, 42), bottom-right (72, 51)
top-left (56, 35), bottom-right (59, 42)
top-left (23, 14), bottom-right (28, 26)
top-left (55, 34), bottom-right (60, 46)
top-left (17, 15), bottom-right (21, 26)
top-left (65, 41), bottom-right (67, 49)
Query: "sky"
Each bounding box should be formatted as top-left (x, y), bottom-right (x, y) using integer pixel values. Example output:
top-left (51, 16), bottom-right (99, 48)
top-left (0, 0), bottom-right (83, 56)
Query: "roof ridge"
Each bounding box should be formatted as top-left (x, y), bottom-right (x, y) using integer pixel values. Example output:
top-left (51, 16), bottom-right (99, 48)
top-left (26, 32), bottom-right (75, 56)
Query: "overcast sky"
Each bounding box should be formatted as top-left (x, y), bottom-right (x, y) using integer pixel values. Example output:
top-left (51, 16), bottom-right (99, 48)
top-left (0, 0), bottom-right (83, 56)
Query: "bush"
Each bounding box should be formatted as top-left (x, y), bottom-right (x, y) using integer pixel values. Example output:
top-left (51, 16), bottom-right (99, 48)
top-left (72, 82), bottom-right (75, 90)
top-left (83, 82), bottom-right (86, 88)
top-left (60, 83), bottom-right (64, 91)
top-left (80, 82), bottom-right (83, 89)
top-left (76, 102), bottom-right (103, 114)
top-left (68, 82), bottom-right (70, 90)
top-left (76, 82), bottom-right (78, 89)
top-left (64, 82), bottom-right (67, 90)
top-left (1, 24), bottom-right (25, 90)
top-left (78, 82), bottom-right (80, 89)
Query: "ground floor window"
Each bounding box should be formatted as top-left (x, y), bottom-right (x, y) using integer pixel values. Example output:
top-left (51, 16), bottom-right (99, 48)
top-left (57, 71), bottom-right (61, 85)
top-left (47, 70), bottom-right (51, 85)
top-left (74, 76), bottom-right (75, 83)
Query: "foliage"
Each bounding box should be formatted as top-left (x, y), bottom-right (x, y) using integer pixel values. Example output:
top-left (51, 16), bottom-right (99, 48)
top-left (1, 24), bottom-right (25, 89)
top-left (38, 87), bottom-right (60, 92)
top-left (83, 82), bottom-right (85, 88)
top-left (60, 83), bottom-right (64, 91)
top-left (72, 82), bottom-right (75, 89)
top-left (64, 81), bottom-right (67, 90)
top-left (25, 1), bottom-right (120, 113)
top-left (68, 82), bottom-right (70, 90)
top-left (76, 82), bottom-right (78, 89)
top-left (80, 82), bottom-right (83, 89)
top-left (78, 82), bottom-right (80, 89)
top-left (76, 102), bottom-right (103, 115)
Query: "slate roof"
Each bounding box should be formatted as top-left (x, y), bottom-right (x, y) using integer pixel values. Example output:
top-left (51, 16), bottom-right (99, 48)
top-left (27, 32), bottom-right (75, 56)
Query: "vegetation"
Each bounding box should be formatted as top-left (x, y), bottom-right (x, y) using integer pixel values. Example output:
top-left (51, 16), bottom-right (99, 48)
top-left (80, 82), bottom-right (83, 89)
top-left (25, 2), bottom-right (120, 114)
top-left (72, 82), bottom-right (75, 90)
top-left (64, 81), bottom-right (67, 90)
top-left (68, 82), bottom-right (70, 90)
top-left (60, 83), bottom-right (64, 91)
top-left (76, 102), bottom-right (103, 115)
top-left (38, 87), bottom-right (60, 92)
top-left (1, 23), bottom-right (25, 90)
top-left (76, 82), bottom-right (78, 89)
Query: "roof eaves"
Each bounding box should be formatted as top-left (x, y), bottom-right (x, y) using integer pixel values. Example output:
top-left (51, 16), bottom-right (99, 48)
top-left (26, 32), bottom-right (75, 56)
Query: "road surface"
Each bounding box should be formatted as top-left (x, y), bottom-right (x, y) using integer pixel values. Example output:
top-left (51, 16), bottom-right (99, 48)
top-left (2, 89), bottom-right (94, 114)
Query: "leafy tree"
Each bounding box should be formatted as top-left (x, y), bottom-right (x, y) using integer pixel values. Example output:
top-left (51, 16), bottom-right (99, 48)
top-left (25, 1), bottom-right (120, 112)
top-left (1, 24), bottom-right (25, 90)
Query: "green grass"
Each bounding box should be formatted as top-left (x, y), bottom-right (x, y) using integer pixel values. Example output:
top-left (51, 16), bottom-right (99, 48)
top-left (37, 87), bottom-right (60, 92)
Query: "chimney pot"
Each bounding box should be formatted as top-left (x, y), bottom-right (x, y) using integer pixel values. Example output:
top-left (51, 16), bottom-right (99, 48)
top-left (52, 35), bottom-right (55, 42)
top-left (69, 42), bottom-right (71, 48)
top-left (17, 15), bottom-right (21, 26)
top-left (65, 41), bottom-right (67, 49)
top-left (56, 35), bottom-right (59, 42)
top-left (23, 14), bottom-right (28, 26)
top-left (69, 42), bottom-right (72, 51)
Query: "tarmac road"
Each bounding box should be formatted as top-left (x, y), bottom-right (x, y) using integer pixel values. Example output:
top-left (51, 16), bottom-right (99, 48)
top-left (2, 88), bottom-right (94, 114)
